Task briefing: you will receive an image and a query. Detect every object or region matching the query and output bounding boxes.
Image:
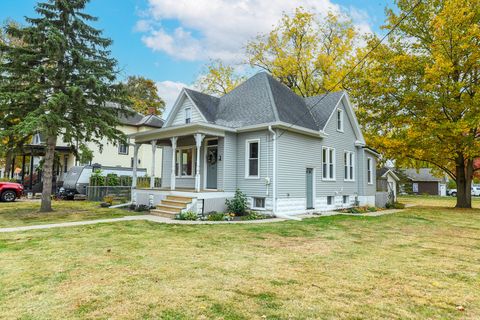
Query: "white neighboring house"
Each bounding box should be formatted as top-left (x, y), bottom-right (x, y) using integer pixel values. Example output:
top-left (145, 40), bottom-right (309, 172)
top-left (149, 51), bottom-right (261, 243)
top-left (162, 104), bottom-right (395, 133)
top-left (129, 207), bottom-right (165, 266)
top-left (376, 167), bottom-right (400, 201)
top-left (3, 108), bottom-right (164, 192)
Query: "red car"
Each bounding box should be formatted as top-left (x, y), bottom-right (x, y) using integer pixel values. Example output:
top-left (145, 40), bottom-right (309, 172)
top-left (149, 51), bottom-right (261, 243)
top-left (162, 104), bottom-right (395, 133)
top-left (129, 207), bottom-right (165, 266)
top-left (0, 182), bottom-right (24, 202)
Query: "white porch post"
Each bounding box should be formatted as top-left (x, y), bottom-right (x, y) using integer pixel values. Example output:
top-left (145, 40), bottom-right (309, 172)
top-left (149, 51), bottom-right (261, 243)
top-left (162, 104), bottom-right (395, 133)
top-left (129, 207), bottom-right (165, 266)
top-left (194, 133), bottom-right (205, 192)
top-left (170, 137), bottom-right (178, 190)
top-left (131, 144), bottom-right (141, 203)
top-left (150, 140), bottom-right (157, 189)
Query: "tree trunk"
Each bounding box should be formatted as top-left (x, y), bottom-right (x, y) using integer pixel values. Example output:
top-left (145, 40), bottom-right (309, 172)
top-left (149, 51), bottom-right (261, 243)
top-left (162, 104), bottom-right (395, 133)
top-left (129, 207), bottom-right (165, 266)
top-left (455, 156), bottom-right (472, 209)
top-left (40, 135), bottom-right (57, 212)
top-left (4, 150), bottom-right (13, 179)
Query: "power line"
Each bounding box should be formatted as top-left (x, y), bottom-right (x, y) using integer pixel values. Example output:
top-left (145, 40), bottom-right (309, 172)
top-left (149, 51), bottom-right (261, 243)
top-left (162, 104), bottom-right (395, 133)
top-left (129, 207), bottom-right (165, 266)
top-left (276, 0), bottom-right (423, 140)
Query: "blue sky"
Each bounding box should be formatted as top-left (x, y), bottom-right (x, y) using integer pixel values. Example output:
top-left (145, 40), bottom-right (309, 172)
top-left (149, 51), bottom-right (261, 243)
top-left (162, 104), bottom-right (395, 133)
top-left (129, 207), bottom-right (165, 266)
top-left (0, 0), bottom-right (393, 114)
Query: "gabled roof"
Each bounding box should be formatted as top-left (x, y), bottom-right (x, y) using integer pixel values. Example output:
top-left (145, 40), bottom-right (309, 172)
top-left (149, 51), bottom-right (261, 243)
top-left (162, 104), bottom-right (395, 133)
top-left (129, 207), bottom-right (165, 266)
top-left (377, 167), bottom-right (400, 181)
top-left (167, 72), bottom-right (357, 135)
top-left (401, 168), bottom-right (447, 183)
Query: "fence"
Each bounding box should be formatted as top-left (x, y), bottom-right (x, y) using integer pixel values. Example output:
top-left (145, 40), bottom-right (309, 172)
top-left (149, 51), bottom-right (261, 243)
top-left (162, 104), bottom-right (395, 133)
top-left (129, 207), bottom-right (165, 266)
top-left (86, 186), bottom-right (132, 202)
top-left (89, 174), bottom-right (161, 188)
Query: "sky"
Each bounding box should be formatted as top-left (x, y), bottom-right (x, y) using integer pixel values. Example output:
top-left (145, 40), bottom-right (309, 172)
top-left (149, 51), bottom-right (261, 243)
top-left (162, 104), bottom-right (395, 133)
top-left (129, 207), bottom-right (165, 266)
top-left (0, 0), bottom-right (394, 116)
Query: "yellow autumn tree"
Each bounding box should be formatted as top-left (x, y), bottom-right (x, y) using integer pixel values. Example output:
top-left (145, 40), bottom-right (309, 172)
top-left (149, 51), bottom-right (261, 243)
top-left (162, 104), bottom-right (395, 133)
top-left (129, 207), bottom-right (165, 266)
top-left (348, 0), bottom-right (480, 208)
top-left (195, 60), bottom-right (246, 96)
top-left (246, 8), bottom-right (356, 97)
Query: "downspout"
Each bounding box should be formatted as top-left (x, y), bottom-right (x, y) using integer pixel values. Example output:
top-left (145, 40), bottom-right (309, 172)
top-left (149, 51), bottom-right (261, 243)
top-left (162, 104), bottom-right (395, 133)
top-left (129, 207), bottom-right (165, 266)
top-left (268, 126), bottom-right (276, 215)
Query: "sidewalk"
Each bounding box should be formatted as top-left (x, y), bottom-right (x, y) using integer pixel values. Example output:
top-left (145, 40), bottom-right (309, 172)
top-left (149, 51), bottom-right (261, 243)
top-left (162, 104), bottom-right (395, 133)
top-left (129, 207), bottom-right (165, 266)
top-left (0, 208), bottom-right (403, 233)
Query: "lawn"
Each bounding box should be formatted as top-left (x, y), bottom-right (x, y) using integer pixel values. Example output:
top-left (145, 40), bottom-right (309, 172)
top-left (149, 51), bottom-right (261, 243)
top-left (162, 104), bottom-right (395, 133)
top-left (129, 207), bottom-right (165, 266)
top-left (0, 198), bottom-right (479, 319)
top-left (0, 200), bottom-right (137, 228)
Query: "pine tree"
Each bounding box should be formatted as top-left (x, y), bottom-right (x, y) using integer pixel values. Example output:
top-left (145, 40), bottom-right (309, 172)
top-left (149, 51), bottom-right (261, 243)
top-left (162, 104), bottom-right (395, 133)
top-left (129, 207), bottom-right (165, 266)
top-left (0, 0), bottom-right (130, 212)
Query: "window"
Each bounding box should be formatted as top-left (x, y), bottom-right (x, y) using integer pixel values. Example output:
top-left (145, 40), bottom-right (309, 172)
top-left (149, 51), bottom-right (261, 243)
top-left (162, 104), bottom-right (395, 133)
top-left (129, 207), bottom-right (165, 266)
top-left (185, 107), bottom-right (191, 124)
top-left (344, 151), bottom-right (355, 181)
top-left (327, 196), bottom-right (334, 205)
top-left (337, 109), bottom-right (344, 132)
top-left (63, 155), bottom-right (68, 173)
top-left (322, 147), bottom-right (335, 180)
top-left (343, 195), bottom-right (349, 204)
top-left (246, 140), bottom-right (259, 178)
top-left (176, 148), bottom-right (194, 177)
top-left (367, 157), bottom-right (373, 184)
top-left (253, 197), bottom-right (265, 209)
top-left (118, 142), bottom-right (129, 155)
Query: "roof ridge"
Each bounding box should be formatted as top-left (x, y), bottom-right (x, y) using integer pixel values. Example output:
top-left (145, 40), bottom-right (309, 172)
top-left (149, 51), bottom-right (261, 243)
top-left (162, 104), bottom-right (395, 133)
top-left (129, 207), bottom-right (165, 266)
top-left (263, 73), bottom-right (280, 122)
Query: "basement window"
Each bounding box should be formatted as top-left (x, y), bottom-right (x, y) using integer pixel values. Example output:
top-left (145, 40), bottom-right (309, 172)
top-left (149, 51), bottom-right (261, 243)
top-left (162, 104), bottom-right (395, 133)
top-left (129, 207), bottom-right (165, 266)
top-left (343, 195), bottom-right (349, 204)
top-left (327, 196), bottom-right (334, 205)
top-left (253, 197), bottom-right (266, 209)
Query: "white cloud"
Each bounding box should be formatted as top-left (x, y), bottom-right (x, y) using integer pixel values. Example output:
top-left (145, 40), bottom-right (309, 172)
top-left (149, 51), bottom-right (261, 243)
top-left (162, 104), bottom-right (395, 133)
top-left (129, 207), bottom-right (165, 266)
top-left (138, 0), bottom-right (373, 62)
top-left (156, 80), bottom-right (190, 118)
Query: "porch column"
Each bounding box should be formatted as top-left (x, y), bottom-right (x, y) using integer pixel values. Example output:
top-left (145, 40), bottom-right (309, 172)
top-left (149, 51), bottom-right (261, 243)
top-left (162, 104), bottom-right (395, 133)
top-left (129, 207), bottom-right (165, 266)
top-left (150, 140), bottom-right (157, 189)
top-left (194, 133), bottom-right (205, 192)
top-left (132, 144), bottom-right (141, 189)
top-left (170, 137), bottom-right (178, 190)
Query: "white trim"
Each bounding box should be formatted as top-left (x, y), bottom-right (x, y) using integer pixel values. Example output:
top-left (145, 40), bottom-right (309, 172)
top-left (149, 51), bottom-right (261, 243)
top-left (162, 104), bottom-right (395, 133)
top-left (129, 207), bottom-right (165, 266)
top-left (245, 139), bottom-right (260, 179)
top-left (337, 108), bottom-right (344, 132)
top-left (322, 146), bottom-right (336, 181)
top-left (367, 157), bottom-right (373, 185)
top-left (343, 150), bottom-right (355, 181)
top-left (203, 137), bottom-right (219, 190)
top-left (164, 89), bottom-right (208, 127)
top-left (381, 169), bottom-right (400, 182)
top-left (175, 146), bottom-right (196, 178)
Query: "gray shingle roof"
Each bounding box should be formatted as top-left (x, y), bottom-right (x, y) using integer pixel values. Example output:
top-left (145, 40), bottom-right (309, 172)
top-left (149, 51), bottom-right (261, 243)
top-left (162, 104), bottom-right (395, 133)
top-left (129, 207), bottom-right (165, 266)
top-left (180, 72), bottom-right (344, 131)
top-left (401, 168), bottom-right (447, 182)
top-left (107, 102), bottom-right (164, 128)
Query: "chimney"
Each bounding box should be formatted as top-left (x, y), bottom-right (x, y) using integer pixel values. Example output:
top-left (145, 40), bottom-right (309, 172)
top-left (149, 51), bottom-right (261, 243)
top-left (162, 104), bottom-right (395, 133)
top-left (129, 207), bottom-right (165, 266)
top-left (147, 107), bottom-right (156, 115)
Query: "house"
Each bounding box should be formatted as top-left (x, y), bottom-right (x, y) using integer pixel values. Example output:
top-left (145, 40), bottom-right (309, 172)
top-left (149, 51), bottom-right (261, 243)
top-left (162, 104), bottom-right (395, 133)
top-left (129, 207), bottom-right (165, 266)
top-left (376, 167), bottom-right (400, 201)
top-left (5, 107), bottom-right (164, 193)
top-left (400, 168), bottom-right (447, 196)
top-left (130, 72), bottom-right (378, 216)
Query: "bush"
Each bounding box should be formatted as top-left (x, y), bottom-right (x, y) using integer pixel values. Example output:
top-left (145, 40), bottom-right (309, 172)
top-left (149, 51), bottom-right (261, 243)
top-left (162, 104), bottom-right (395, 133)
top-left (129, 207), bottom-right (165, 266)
top-left (90, 170), bottom-right (105, 186)
top-left (207, 211), bottom-right (232, 221)
top-left (367, 207), bottom-right (377, 212)
top-left (175, 211), bottom-right (198, 221)
top-left (103, 196), bottom-right (114, 205)
top-left (386, 202), bottom-right (405, 209)
top-left (106, 173), bottom-right (120, 186)
top-left (0, 177), bottom-right (17, 182)
top-left (241, 211), bottom-right (269, 220)
top-left (225, 189), bottom-right (248, 215)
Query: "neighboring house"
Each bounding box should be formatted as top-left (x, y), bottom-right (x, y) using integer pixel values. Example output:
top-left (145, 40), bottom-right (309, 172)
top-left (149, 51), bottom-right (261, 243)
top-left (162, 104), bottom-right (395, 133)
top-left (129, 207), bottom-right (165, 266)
top-left (400, 168), bottom-right (447, 196)
top-left (5, 107), bottom-right (164, 192)
top-left (376, 167), bottom-right (400, 201)
top-left (130, 72), bottom-right (378, 216)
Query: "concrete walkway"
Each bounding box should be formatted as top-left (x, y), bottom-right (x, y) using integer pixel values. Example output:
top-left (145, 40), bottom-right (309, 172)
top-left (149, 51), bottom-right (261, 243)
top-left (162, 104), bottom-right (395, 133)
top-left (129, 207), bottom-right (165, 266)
top-left (0, 208), bottom-right (403, 234)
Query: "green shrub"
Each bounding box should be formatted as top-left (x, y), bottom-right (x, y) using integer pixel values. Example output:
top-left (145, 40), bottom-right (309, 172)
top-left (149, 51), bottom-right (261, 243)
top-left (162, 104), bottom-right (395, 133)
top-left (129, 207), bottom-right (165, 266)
top-left (386, 202), bottom-right (405, 209)
top-left (241, 211), bottom-right (268, 220)
top-left (106, 173), bottom-right (120, 186)
top-left (0, 177), bottom-right (17, 182)
top-left (90, 170), bottom-right (105, 186)
top-left (367, 207), bottom-right (377, 212)
top-left (175, 211), bottom-right (198, 221)
top-left (103, 196), bottom-right (114, 205)
top-left (207, 211), bottom-right (231, 221)
top-left (225, 189), bottom-right (248, 215)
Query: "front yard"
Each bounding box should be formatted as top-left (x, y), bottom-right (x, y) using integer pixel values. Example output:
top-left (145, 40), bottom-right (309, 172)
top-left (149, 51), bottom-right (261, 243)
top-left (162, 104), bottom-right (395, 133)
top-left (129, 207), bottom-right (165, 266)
top-left (0, 197), bottom-right (479, 319)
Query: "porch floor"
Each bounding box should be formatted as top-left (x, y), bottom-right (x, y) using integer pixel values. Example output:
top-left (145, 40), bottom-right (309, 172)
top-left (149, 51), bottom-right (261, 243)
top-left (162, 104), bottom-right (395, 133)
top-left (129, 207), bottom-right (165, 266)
top-left (138, 187), bottom-right (221, 193)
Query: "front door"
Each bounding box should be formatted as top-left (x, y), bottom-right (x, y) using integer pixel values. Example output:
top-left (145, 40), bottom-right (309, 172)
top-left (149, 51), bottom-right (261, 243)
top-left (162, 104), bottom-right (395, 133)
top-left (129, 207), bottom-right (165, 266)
top-left (306, 168), bottom-right (314, 209)
top-left (206, 144), bottom-right (218, 189)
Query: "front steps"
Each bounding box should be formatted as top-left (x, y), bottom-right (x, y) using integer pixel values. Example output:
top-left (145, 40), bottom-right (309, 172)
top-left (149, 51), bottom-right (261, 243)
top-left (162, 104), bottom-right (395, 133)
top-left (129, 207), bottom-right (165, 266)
top-left (150, 196), bottom-right (193, 218)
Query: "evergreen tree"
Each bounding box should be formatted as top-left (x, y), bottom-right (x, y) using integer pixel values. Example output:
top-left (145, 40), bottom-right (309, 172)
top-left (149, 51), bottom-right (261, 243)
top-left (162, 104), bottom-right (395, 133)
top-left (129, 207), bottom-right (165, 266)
top-left (0, 0), bottom-right (130, 212)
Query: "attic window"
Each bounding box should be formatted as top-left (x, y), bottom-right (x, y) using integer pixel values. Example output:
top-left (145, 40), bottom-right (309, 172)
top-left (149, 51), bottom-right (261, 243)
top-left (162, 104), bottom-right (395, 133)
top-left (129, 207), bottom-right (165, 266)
top-left (337, 109), bottom-right (344, 132)
top-left (185, 107), bottom-right (191, 124)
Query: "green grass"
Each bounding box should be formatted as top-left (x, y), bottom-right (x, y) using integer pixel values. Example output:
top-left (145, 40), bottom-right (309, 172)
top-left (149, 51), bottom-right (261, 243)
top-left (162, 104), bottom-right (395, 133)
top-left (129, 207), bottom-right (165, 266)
top-left (0, 197), bottom-right (479, 319)
top-left (399, 195), bottom-right (480, 208)
top-left (0, 201), bottom-right (137, 228)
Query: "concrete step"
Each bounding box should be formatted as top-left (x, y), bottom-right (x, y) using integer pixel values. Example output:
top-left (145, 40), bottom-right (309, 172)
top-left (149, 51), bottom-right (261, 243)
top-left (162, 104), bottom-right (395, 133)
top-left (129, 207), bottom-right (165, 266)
top-left (162, 200), bottom-right (188, 208)
top-left (155, 205), bottom-right (182, 213)
top-left (166, 196), bottom-right (193, 203)
top-left (150, 209), bottom-right (177, 218)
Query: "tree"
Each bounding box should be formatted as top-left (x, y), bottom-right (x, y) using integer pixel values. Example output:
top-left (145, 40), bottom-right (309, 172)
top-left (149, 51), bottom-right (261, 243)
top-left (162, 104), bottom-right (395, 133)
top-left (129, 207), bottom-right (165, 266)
top-left (0, 0), bottom-right (130, 212)
top-left (122, 76), bottom-right (165, 116)
top-left (196, 60), bottom-right (246, 96)
top-left (348, 0), bottom-right (480, 208)
top-left (246, 8), bottom-right (357, 97)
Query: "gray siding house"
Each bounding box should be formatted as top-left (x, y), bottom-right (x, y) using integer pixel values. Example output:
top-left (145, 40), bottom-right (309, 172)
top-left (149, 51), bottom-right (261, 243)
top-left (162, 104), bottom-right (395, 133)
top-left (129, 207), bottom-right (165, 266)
top-left (130, 72), bottom-right (378, 216)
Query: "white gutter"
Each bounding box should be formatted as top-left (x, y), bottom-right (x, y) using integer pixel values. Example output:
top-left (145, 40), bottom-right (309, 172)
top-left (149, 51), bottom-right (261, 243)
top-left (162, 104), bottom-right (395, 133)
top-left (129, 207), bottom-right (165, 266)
top-left (268, 126), bottom-right (277, 215)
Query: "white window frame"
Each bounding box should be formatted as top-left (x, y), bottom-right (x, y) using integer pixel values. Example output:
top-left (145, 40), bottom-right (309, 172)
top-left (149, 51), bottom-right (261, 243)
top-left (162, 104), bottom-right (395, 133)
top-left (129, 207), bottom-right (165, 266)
top-left (252, 197), bottom-right (266, 210)
top-left (344, 151), bottom-right (355, 181)
top-left (176, 146), bottom-right (195, 178)
top-left (367, 157), bottom-right (373, 184)
top-left (337, 109), bottom-right (344, 132)
top-left (118, 141), bottom-right (129, 155)
top-left (245, 139), bottom-right (260, 179)
top-left (185, 107), bottom-right (191, 124)
top-left (322, 147), bottom-right (336, 181)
